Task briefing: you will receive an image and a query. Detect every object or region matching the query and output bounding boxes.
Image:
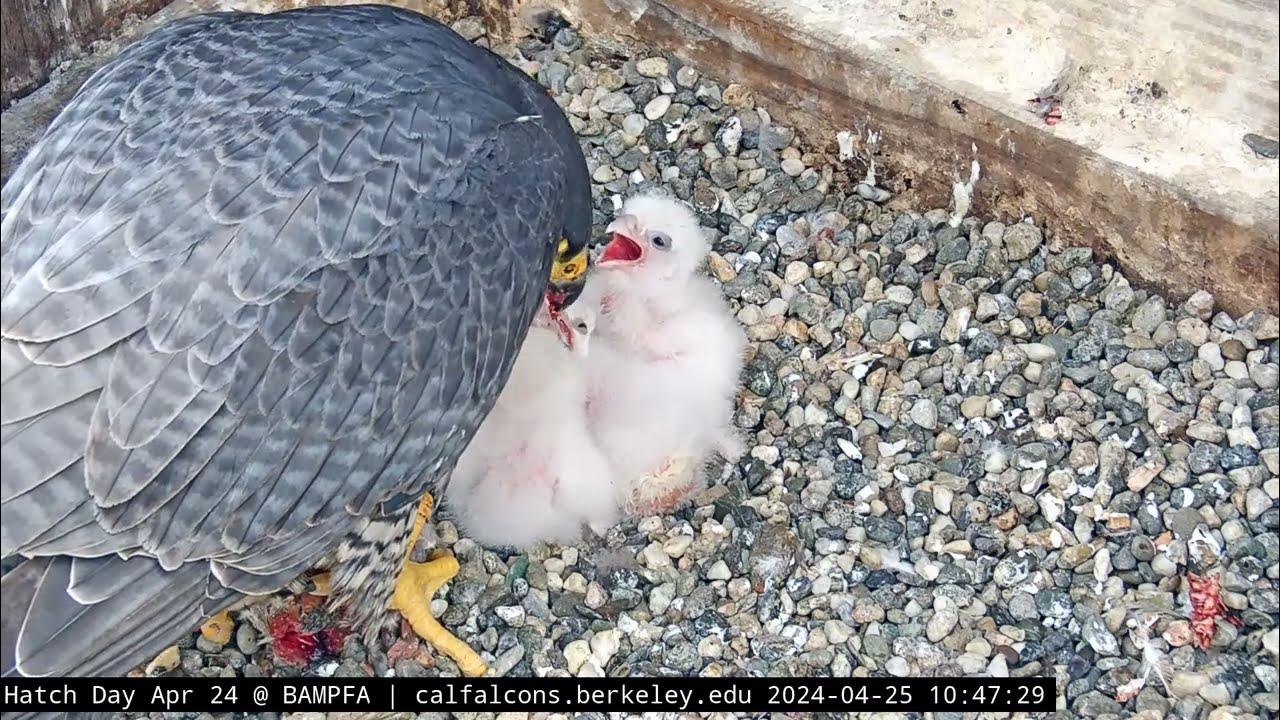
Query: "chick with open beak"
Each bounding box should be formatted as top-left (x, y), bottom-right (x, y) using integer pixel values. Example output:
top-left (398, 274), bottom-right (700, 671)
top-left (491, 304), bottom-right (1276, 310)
top-left (596, 201), bottom-right (705, 282)
top-left (565, 190), bottom-right (746, 516)
top-left (600, 214), bottom-right (647, 265)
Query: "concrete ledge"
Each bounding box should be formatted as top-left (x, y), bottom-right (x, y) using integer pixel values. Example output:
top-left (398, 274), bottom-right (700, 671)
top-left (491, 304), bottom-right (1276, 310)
top-left (558, 0), bottom-right (1278, 316)
top-left (1, 0), bottom-right (172, 107)
top-left (3, 0), bottom-right (1276, 315)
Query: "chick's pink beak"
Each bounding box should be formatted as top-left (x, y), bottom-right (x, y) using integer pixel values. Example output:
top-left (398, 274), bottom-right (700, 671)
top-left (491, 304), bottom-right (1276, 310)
top-left (555, 318), bottom-right (575, 350)
top-left (535, 302), bottom-right (576, 350)
top-left (600, 214), bottom-right (645, 266)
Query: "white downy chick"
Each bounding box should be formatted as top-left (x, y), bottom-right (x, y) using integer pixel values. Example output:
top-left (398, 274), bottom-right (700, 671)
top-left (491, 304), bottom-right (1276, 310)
top-left (577, 189), bottom-right (746, 513)
top-left (446, 304), bottom-right (618, 549)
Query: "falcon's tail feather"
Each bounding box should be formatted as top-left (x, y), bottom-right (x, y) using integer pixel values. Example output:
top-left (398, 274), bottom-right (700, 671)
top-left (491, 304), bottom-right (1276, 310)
top-left (3, 559), bottom-right (64, 720)
top-left (1, 556), bottom-right (46, 678)
top-left (2, 554), bottom-right (239, 678)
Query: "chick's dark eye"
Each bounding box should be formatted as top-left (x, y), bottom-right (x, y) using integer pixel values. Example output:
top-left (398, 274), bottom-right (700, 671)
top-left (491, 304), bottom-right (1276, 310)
top-left (649, 231), bottom-right (672, 250)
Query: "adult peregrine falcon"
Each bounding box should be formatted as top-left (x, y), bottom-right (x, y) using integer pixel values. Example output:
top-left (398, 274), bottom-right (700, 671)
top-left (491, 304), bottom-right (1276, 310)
top-left (1, 4), bottom-right (591, 678)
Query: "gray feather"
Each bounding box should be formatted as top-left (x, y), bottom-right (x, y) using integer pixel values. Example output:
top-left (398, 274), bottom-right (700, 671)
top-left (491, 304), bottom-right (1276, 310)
top-left (1, 2), bottom-right (586, 679)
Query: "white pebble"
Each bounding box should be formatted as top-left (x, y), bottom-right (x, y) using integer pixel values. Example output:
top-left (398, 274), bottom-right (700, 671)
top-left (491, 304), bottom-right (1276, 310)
top-left (987, 653), bottom-right (1009, 678)
top-left (751, 445), bottom-right (781, 464)
top-left (564, 639), bottom-right (591, 674)
top-left (643, 94), bottom-right (672, 120)
top-left (662, 535), bottom-right (693, 558)
top-left (780, 158), bottom-right (805, 177)
top-left (1019, 343), bottom-right (1057, 361)
top-left (926, 609), bottom-right (959, 642)
top-left (636, 57), bottom-right (669, 78)
top-left (1199, 343), bottom-right (1225, 371)
top-left (590, 628), bottom-right (622, 665)
top-left (698, 635), bottom-right (725, 659)
top-left (706, 560), bottom-right (732, 580)
top-left (494, 605), bottom-right (525, 626)
top-left (642, 543), bottom-right (671, 569)
top-left (584, 582), bottom-right (607, 609)
top-left (1039, 494), bottom-right (1064, 523)
top-left (933, 486), bottom-right (954, 514)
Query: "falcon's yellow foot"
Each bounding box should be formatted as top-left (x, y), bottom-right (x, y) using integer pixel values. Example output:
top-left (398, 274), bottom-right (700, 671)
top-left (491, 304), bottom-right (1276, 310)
top-left (310, 571), bottom-right (332, 597)
top-left (390, 552), bottom-right (487, 677)
top-left (199, 610), bottom-right (234, 645)
top-left (389, 493), bottom-right (488, 678)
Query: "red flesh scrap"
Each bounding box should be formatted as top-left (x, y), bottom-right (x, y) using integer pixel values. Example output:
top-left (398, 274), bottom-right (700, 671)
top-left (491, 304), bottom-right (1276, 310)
top-left (266, 594), bottom-right (350, 667)
top-left (1187, 573), bottom-right (1243, 650)
top-left (1027, 96), bottom-right (1064, 126)
top-left (385, 619), bottom-right (422, 665)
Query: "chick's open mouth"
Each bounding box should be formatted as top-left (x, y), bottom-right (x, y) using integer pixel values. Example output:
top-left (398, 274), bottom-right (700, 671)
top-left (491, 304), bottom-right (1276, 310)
top-left (541, 307), bottom-right (575, 349)
top-left (599, 233), bottom-right (643, 265)
top-left (554, 314), bottom-right (575, 349)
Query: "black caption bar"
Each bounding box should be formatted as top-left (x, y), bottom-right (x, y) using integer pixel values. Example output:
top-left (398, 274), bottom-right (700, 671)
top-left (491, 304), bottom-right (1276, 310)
top-left (2, 676), bottom-right (1054, 713)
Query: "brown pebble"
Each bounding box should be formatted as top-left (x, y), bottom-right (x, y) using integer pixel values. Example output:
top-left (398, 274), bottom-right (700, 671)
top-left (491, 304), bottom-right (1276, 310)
top-left (993, 508), bottom-right (1020, 531)
top-left (706, 252), bottom-right (737, 282)
top-left (1163, 619), bottom-right (1194, 647)
top-left (722, 83), bottom-right (754, 108)
top-left (145, 646), bottom-right (181, 676)
top-left (1016, 292), bottom-right (1044, 317)
top-left (882, 487), bottom-right (905, 514)
top-left (1220, 338), bottom-right (1247, 361)
top-left (694, 484), bottom-right (731, 505)
top-left (783, 319), bottom-right (810, 342)
top-left (995, 644), bottom-right (1020, 666)
top-left (200, 610), bottom-right (234, 646)
top-left (1107, 514), bottom-right (1133, 532)
top-left (920, 276), bottom-right (940, 306)
top-left (1026, 529), bottom-right (1061, 549)
top-left (935, 431), bottom-right (960, 452)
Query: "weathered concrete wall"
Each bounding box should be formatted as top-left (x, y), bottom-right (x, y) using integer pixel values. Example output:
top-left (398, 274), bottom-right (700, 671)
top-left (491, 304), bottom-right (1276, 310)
top-left (2, 0), bottom-right (1276, 315)
top-left (555, 0), bottom-right (1279, 315)
top-left (1, 0), bottom-right (172, 106)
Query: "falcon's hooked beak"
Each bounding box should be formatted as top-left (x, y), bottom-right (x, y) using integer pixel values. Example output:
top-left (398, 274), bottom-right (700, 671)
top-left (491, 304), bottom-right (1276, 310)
top-left (599, 214), bottom-right (645, 267)
top-left (545, 237), bottom-right (587, 349)
top-left (547, 238), bottom-right (589, 314)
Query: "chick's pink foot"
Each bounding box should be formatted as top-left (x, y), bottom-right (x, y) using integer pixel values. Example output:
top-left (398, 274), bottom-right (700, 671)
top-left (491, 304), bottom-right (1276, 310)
top-left (624, 455), bottom-right (700, 515)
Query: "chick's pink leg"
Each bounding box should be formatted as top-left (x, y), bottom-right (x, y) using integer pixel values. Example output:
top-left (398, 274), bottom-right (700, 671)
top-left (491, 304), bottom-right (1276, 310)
top-left (627, 454), bottom-right (701, 515)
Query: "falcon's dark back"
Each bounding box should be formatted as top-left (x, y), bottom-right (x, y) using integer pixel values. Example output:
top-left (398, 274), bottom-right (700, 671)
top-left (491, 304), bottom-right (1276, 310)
top-left (0, 4), bottom-right (590, 679)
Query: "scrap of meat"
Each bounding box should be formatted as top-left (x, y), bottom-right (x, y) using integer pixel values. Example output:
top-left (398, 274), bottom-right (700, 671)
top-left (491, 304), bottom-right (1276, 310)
top-left (266, 593), bottom-right (350, 668)
top-left (1028, 62), bottom-right (1073, 126)
top-left (1186, 573), bottom-right (1243, 649)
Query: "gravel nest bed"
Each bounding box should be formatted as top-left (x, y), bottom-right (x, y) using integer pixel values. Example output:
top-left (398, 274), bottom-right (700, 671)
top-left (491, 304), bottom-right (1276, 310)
top-left (149, 14), bottom-right (1278, 720)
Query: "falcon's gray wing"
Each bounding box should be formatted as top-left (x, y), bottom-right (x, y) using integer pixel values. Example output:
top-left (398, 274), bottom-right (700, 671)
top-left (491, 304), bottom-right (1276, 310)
top-left (1, 5), bottom-right (577, 676)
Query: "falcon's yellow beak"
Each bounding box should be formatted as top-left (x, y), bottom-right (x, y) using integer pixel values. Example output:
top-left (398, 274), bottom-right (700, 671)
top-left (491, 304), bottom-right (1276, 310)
top-left (547, 237), bottom-right (588, 311)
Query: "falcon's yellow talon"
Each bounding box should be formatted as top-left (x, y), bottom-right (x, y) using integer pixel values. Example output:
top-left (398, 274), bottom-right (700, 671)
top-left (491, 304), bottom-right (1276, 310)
top-left (199, 610), bottom-right (233, 645)
top-left (389, 493), bottom-right (488, 678)
top-left (310, 571), bottom-right (332, 597)
top-left (408, 493), bottom-right (434, 549)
